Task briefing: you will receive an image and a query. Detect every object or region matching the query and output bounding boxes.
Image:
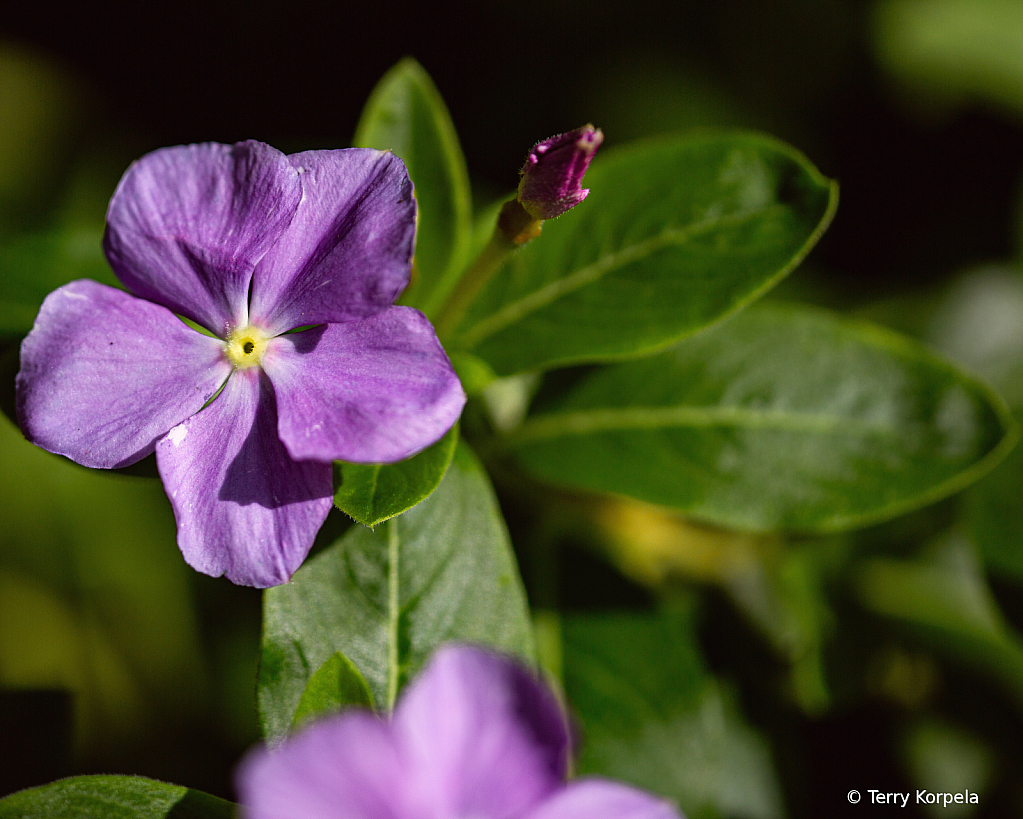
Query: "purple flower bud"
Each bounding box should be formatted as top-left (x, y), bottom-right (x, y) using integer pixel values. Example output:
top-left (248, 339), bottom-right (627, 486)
top-left (517, 125), bottom-right (604, 220)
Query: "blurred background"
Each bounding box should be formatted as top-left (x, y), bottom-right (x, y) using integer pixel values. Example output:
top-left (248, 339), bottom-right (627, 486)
top-left (4, 0), bottom-right (1023, 816)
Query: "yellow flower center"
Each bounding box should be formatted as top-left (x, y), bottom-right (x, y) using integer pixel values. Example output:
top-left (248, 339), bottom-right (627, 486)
top-left (224, 325), bottom-right (271, 369)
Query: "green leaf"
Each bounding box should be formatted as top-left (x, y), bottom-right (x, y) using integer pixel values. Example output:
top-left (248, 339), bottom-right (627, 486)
top-left (333, 423), bottom-right (459, 527)
top-left (448, 132), bottom-right (837, 375)
top-left (856, 533), bottom-right (1023, 710)
top-left (0, 230), bottom-right (117, 334)
top-left (354, 58), bottom-right (472, 316)
top-left (290, 651), bottom-right (375, 730)
top-left (0, 776), bottom-right (234, 819)
top-left (509, 302), bottom-right (1015, 533)
top-left (257, 442), bottom-right (534, 744)
top-left (965, 412), bottom-right (1023, 580)
top-left (563, 609), bottom-right (783, 819)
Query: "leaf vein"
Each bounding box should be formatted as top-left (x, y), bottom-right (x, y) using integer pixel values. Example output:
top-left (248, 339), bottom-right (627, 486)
top-left (513, 405), bottom-right (898, 443)
top-left (457, 206), bottom-right (783, 348)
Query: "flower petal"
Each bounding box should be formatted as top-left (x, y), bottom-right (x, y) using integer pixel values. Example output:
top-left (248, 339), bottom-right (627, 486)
top-left (263, 307), bottom-right (465, 464)
top-left (248, 149), bottom-right (416, 334)
top-left (237, 711), bottom-right (406, 819)
top-left (155, 368), bottom-right (333, 587)
top-left (393, 645), bottom-right (570, 819)
top-left (16, 280), bottom-right (232, 468)
top-left (103, 140), bottom-right (302, 335)
top-left (523, 780), bottom-right (684, 819)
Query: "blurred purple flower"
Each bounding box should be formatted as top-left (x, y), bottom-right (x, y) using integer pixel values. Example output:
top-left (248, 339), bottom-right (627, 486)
top-left (517, 125), bottom-right (604, 220)
top-left (16, 140), bottom-right (465, 587)
top-left (237, 644), bottom-right (683, 819)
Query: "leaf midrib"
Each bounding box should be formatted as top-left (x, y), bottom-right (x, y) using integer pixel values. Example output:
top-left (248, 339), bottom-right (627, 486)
top-left (456, 205), bottom-right (785, 348)
top-left (511, 404), bottom-right (903, 444)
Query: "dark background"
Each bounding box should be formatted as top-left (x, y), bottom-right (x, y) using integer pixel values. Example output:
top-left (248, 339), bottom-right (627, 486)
top-left (4, 0), bottom-right (1023, 297)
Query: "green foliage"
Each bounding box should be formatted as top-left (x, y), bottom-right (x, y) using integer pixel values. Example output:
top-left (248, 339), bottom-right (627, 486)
top-left (874, 0), bottom-right (1023, 119)
top-left (965, 426), bottom-right (1023, 580)
top-left (333, 424), bottom-right (459, 527)
top-left (0, 776), bottom-right (233, 819)
top-left (448, 133), bottom-right (837, 375)
top-left (0, 415), bottom-right (209, 755)
top-left (0, 230), bottom-right (116, 334)
top-left (563, 609), bottom-right (783, 819)
top-left (354, 57), bottom-right (473, 316)
top-left (290, 651), bottom-right (375, 730)
top-left (856, 533), bottom-right (1023, 710)
top-left (11, 47), bottom-right (1023, 819)
top-left (257, 443), bottom-right (534, 743)
top-left (510, 302), bottom-right (1014, 533)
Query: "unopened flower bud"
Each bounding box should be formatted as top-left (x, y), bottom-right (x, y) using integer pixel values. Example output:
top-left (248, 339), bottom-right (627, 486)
top-left (517, 124), bottom-right (604, 220)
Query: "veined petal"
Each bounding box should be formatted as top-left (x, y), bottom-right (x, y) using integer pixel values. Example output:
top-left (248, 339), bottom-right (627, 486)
top-left (103, 141), bottom-right (302, 335)
top-left (249, 149), bottom-right (415, 334)
top-left (16, 280), bottom-right (231, 468)
top-left (263, 307), bottom-right (465, 464)
top-left (394, 645), bottom-right (569, 819)
top-left (237, 711), bottom-right (406, 819)
top-left (523, 780), bottom-right (683, 819)
top-left (155, 368), bottom-right (333, 588)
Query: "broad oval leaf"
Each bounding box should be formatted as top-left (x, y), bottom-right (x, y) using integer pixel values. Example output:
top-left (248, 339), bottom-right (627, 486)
top-left (290, 650), bottom-right (375, 730)
top-left (510, 302), bottom-right (1015, 533)
top-left (0, 776), bottom-right (233, 819)
top-left (354, 58), bottom-right (472, 316)
top-left (333, 423), bottom-right (459, 527)
top-left (257, 442), bottom-right (534, 744)
top-left (449, 132), bottom-right (837, 375)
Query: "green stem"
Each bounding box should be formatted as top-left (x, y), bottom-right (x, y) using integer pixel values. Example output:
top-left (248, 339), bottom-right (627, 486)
top-left (386, 517), bottom-right (400, 711)
top-left (433, 199), bottom-right (541, 340)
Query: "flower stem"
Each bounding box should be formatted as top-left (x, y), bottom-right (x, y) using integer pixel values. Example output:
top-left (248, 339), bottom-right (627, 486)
top-left (434, 199), bottom-right (541, 340)
top-left (386, 517), bottom-right (401, 712)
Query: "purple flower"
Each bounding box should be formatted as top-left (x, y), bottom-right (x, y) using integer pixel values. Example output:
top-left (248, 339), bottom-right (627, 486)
top-left (237, 644), bottom-right (683, 819)
top-left (16, 141), bottom-right (465, 588)
top-left (517, 125), bottom-right (604, 221)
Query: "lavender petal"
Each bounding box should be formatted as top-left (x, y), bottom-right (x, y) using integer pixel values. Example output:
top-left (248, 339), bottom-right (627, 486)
top-left (155, 368), bottom-right (333, 588)
top-left (263, 307), bottom-right (464, 464)
top-left (236, 711), bottom-right (405, 819)
top-left (524, 780), bottom-right (684, 819)
top-left (103, 140), bottom-right (302, 336)
top-left (393, 645), bottom-right (570, 819)
top-left (16, 280), bottom-right (232, 468)
top-left (249, 149), bottom-right (416, 335)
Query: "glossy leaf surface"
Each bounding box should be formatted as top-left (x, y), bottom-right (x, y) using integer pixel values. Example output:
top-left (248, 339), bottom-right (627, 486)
top-left (333, 424), bottom-right (459, 527)
top-left (450, 133), bottom-right (837, 375)
top-left (258, 443), bottom-right (534, 743)
top-left (511, 302), bottom-right (1014, 533)
top-left (0, 776), bottom-right (233, 819)
top-left (290, 650), bottom-right (375, 730)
